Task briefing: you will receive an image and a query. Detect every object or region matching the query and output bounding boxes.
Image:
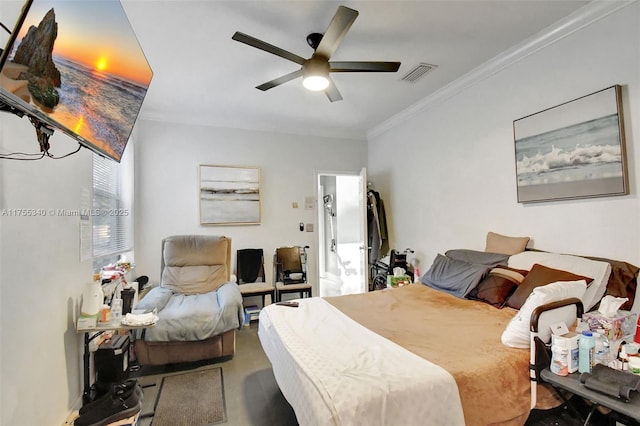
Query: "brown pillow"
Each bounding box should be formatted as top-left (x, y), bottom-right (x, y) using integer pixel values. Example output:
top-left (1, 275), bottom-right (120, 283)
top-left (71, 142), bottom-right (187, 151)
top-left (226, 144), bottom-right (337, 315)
top-left (505, 263), bottom-right (593, 309)
top-left (585, 256), bottom-right (639, 311)
top-left (467, 266), bottom-right (528, 308)
top-left (485, 232), bottom-right (530, 255)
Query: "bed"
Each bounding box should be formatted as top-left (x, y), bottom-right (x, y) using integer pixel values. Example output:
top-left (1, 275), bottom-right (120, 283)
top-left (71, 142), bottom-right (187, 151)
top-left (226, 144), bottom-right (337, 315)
top-left (258, 247), bottom-right (639, 426)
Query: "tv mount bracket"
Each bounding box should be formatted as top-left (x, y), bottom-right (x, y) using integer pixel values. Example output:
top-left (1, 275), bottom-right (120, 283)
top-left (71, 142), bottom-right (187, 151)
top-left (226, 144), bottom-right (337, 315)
top-left (1, 98), bottom-right (54, 152)
top-left (0, 24), bottom-right (54, 154)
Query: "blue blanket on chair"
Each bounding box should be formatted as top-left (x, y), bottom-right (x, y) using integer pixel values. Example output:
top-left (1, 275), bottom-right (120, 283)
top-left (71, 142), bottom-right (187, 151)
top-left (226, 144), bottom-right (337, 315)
top-left (133, 281), bottom-right (244, 342)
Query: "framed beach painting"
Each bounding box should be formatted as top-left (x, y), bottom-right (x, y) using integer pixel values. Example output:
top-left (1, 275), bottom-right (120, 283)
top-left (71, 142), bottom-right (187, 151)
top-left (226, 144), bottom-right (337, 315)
top-left (513, 85), bottom-right (628, 203)
top-left (199, 165), bottom-right (261, 225)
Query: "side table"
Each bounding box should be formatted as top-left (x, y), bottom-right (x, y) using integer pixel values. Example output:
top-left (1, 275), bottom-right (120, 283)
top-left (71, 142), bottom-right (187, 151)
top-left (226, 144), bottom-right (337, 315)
top-left (76, 321), bottom-right (152, 404)
top-left (540, 368), bottom-right (640, 425)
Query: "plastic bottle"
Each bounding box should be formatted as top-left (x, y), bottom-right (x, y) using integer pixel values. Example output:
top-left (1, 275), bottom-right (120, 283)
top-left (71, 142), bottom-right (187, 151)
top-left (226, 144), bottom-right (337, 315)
top-left (121, 286), bottom-right (135, 315)
top-left (593, 329), bottom-right (610, 366)
top-left (81, 272), bottom-right (104, 318)
top-left (110, 298), bottom-right (123, 321)
top-left (578, 331), bottom-right (595, 373)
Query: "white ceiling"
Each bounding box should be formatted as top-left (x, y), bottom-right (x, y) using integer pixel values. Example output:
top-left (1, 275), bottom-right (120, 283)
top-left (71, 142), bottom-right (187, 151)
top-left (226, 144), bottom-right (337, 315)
top-left (121, 0), bottom-right (590, 140)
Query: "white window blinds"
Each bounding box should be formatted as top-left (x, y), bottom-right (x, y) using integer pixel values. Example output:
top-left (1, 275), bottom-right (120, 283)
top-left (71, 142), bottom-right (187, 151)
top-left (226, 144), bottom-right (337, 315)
top-left (92, 153), bottom-right (133, 258)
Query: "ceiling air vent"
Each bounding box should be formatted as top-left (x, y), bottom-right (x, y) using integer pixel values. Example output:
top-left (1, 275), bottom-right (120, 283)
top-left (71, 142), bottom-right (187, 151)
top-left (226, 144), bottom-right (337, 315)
top-left (401, 63), bottom-right (437, 82)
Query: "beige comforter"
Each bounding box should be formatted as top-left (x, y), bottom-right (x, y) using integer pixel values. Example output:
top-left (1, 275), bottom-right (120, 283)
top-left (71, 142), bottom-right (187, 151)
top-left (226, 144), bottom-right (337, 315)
top-left (326, 284), bottom-right (557, 425)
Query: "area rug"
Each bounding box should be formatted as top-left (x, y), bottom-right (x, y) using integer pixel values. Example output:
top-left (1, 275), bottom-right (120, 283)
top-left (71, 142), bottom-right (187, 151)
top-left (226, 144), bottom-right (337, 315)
top-left (152, 367), bottom-right (226, 425)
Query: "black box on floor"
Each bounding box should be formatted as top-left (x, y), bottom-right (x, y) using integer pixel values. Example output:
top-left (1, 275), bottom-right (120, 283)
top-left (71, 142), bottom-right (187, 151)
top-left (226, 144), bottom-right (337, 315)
top-left (95, 334), bottom-right (130, 384)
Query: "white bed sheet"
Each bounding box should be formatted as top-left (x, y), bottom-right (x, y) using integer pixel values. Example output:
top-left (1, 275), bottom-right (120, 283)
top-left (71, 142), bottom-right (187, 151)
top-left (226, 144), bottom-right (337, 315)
top-left (258, 297), bottom-right (465, 426)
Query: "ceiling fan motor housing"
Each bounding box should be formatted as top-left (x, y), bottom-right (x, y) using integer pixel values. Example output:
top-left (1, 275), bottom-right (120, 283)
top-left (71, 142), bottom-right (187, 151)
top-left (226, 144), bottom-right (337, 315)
top-left (303, 56), bottom-right (330, 77)
top-left (302, 56), bottom-right (330, 91)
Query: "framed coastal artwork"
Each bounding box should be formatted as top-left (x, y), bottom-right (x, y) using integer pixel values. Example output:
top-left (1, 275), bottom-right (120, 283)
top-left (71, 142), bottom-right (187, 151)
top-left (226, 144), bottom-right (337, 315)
top-left (199, 165), bottom-right (261, 225)
top-left (513, 85), bottom-right (628, 203)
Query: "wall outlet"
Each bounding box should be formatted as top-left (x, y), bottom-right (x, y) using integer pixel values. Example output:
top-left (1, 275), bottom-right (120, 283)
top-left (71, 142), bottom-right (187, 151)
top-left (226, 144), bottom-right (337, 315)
top-left (292, 202), bottom-right (298, 208)
top-left (305, 223), bottom-right (313, 232)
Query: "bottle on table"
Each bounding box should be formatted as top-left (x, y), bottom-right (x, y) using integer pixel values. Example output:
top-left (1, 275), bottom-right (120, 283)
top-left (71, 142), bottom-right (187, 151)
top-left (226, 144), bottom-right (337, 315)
top-left (593, 328), bottom-right (610, 366)
top-left (578, 330), bottom-right (595, 373)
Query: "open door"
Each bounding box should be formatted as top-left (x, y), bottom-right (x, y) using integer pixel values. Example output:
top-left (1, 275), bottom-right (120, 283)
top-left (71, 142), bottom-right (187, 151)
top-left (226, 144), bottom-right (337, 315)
top-left (317, 168), bottom-right (368, 297)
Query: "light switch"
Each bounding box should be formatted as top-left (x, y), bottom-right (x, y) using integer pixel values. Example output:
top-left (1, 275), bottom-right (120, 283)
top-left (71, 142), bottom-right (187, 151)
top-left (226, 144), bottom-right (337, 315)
top-left (305, 223), bottom-right (314, 232)
top-left (292, 202), bottom-right (299, 208)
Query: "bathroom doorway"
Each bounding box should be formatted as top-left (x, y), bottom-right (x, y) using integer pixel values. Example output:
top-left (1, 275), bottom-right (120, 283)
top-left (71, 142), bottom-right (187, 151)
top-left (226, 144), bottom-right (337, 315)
top-left (316, 169), bottom-right (368, 297)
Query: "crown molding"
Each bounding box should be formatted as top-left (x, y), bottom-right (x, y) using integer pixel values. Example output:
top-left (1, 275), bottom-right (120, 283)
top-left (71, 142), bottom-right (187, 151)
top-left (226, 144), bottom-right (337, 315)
top-left (367, 0), bottom-right (636, 139)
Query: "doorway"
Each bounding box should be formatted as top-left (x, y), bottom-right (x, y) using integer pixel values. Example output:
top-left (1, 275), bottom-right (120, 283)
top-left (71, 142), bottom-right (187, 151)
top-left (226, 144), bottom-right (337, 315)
top-left (316, 169), bottom-right (368, 297)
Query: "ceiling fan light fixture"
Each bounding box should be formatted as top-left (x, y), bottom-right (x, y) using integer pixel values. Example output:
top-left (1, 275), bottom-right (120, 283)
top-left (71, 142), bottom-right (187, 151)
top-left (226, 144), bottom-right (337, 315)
top-left (302, 57), bottom-right (330, 91)
top-left (303, 75), bottom-right (329, 91)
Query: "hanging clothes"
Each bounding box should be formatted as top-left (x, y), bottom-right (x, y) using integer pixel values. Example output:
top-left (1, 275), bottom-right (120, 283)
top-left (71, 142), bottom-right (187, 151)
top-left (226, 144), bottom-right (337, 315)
top-left (367, 189), bottom-right (388, 265)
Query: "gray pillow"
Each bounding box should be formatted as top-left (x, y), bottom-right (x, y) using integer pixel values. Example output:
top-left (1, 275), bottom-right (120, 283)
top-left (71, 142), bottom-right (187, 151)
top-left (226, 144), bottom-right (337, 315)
top-left (445, 249), bottom-right (509, 267)
top-left (421, 254), bottom-right (490, 298)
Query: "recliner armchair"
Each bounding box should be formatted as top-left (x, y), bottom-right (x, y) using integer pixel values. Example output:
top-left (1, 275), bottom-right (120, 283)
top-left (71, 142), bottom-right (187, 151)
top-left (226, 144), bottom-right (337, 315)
top-left (133, 235), bottom-right (243, 366)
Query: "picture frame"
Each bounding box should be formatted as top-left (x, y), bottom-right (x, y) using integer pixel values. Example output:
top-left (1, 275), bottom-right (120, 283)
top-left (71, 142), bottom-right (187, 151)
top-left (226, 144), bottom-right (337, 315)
top-left (513, 85), bottom-right (628, 203)
top-left (199, 165), bottom-right (261, 225)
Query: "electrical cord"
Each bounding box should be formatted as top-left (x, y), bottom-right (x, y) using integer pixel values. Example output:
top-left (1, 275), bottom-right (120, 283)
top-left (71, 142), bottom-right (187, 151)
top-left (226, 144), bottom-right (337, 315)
top-left (0, 144), bottom-right (83, 160)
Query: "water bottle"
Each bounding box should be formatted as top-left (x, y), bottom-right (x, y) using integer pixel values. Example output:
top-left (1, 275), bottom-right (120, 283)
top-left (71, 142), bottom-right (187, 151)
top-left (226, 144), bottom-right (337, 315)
top-left (110, 298), bottom-right (123, 321)
top-left (121, 286), bottom-right (135, 315)
top-left (578, 331), bottom-right (595, 373)
top-left (593, 329), bottom-right (610, 366)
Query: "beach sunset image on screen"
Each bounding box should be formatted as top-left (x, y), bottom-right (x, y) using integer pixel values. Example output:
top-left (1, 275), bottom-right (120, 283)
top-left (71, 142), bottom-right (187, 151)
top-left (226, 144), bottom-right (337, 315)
top-left (0, 0), bottom-right (152, 162)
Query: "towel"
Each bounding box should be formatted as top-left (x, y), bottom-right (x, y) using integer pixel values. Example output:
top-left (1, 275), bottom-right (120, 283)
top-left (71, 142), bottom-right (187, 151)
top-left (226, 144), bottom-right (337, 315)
top-left (122, 312), bottom-right (158, 326)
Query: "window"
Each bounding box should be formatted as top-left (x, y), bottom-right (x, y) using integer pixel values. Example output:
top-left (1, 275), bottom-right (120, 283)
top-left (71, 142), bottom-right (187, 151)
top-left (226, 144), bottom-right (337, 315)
top-left (92, 152), bottom-right (133, 265)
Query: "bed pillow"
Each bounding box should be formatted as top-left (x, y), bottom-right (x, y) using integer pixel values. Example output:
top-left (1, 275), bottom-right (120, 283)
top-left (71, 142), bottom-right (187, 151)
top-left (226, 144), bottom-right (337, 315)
top-left (584, 256), bottom-right (639, 311)
top-left (485, 232), bottom-right (530, 255)
top-left (501, 280), bottom-right (587, 348)
top-left (421, 254), bottom-right (489, 298)
top-left (508, 251), bottom-right (611, 311)
top-left (505, 264), bottom-right (593, 310)
top-left (467, 265), bottom-right (528, 308)
top-left (445, 249), bottom-right (509, 267)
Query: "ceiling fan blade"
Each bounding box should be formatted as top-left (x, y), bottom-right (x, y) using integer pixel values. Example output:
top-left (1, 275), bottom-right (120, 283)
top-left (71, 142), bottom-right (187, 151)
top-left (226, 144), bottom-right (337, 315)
top-left (324, 77), bottom-right (343, 102)
top-left (256, 69), bottom-right (303, 91)
top-left (330, 61), bottom-right (401, 72)
top-left (329, 62), bottom-right (400, 72)
top-left (232, 32), bottom-right (306, 65)
top-left (315, 6), bottom-right (358, 59)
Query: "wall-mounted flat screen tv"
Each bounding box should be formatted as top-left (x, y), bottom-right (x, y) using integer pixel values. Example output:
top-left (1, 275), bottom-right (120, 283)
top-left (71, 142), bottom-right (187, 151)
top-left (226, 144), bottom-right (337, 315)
top-left (0, 0), bottom-right (152, 162)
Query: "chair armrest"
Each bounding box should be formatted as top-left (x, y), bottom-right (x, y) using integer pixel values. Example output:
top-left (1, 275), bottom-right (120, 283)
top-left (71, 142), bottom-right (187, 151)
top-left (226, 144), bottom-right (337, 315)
top-left (135, 286), bottom-right (173, 312)
top-left (216, 281), bottom-right (244, 329)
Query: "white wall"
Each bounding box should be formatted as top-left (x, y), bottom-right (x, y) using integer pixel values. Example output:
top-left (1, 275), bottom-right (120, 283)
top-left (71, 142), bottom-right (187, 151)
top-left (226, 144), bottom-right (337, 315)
top-left (0, 115), bottom-right (94, 425)
top-left (134, 120), bottom-right (367, 299)
top-left (367, 3), bottom-right (640, 269)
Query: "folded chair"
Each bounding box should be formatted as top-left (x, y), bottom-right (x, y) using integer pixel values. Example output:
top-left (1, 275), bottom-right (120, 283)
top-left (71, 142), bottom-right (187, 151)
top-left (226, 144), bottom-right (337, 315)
top-left (236, 248), bottom-right (275, 307)
top-left (274, 246), bottom-right (312, 302)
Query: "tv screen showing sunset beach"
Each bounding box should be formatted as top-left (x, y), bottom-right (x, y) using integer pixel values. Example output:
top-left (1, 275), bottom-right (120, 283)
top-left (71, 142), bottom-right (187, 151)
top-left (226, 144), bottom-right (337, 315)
top-left (0, 0), bottom-right (152, 162)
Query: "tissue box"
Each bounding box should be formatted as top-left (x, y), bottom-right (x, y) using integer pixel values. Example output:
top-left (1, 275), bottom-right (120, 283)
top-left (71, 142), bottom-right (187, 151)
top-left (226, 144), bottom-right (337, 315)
top-left (582, 310), bottom-right (638, 340)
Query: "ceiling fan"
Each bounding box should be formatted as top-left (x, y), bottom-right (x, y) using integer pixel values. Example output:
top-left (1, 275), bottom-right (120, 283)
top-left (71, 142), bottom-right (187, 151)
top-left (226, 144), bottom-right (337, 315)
top-left (232, 5), bottom-right (401, 102)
